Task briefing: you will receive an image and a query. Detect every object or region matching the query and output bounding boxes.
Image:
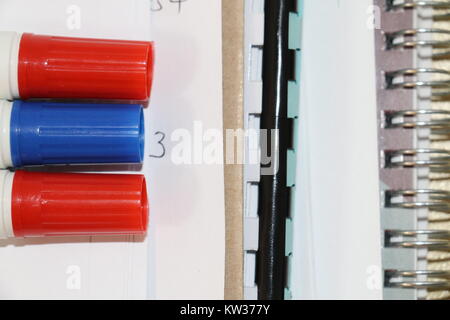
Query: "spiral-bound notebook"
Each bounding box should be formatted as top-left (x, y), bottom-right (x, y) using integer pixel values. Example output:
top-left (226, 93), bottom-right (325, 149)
top-left (286, 0), bottom-right (450, 300)
top-left (240, 0), bottom-right (450, 300)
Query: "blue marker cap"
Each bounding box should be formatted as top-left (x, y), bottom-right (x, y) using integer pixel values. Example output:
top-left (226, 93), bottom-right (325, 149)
top-left (3, 100), bottom-right (144, 167)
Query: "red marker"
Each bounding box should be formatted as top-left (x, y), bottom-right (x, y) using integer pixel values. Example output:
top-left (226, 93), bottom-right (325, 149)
top-left (0, 32), bottom-right (154, 101)
top-left (0, 170), bottom-right (149, 238)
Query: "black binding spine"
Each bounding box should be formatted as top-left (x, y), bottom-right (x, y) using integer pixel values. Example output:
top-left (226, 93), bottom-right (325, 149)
top-left (257, 0), bottom-right (290, 300)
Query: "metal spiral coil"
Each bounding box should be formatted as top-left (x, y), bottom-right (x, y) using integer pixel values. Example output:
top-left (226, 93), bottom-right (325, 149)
top-left (385, 28), bottom-right (450, 49)
top-left (385, 109), bottom-right (450, 130)
top-left (385, 68), bottom-right (450, 89)
top-left (385, 1), bottom-right (450, 21)
top-left (385, 189), bottom-right (450, 213)
top-left (386, 0), bottom-right (450, 11)
top-left (384, 148), bottom-right (450, 172)
top-left (385, 229), bottom-right (450, 249)
top-left (385, 269), bottom-right (450, 290)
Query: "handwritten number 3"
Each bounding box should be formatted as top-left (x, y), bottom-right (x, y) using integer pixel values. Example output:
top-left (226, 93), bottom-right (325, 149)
top-left (150, 131), bottom-right (166, 158)
top-left (151, 0), bottom-right (163, 11)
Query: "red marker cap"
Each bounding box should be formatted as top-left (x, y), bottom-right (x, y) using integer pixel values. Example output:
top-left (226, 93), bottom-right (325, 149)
top-left (0, 170), bottom-right (149, 238)
top-left (0, 32), bottom-right (154, 101)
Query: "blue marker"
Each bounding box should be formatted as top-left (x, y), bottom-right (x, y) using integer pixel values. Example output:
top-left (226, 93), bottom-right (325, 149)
top-left (0, 100), bottom-right (144, 168)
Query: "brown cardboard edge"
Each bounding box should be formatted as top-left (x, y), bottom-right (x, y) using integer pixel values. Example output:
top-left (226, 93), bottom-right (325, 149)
top-left (222, 0), bottom-right (244, 300)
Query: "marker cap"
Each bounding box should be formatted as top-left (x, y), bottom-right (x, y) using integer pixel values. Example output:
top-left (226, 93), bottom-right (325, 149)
top-left (18, 33), bottom-right (154, 100)
top-left (10, 171), bottom-right (149, 238)
top-left (0, 31), bottom-right (155, 101)
top-left (8, 101), bottom-right (145, 167)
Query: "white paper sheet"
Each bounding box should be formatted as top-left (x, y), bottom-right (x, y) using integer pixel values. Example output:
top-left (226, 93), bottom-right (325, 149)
top-left (0, 0), bottom-right (224, 299)
top-left (291, 0), bottom-right (382, 299)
